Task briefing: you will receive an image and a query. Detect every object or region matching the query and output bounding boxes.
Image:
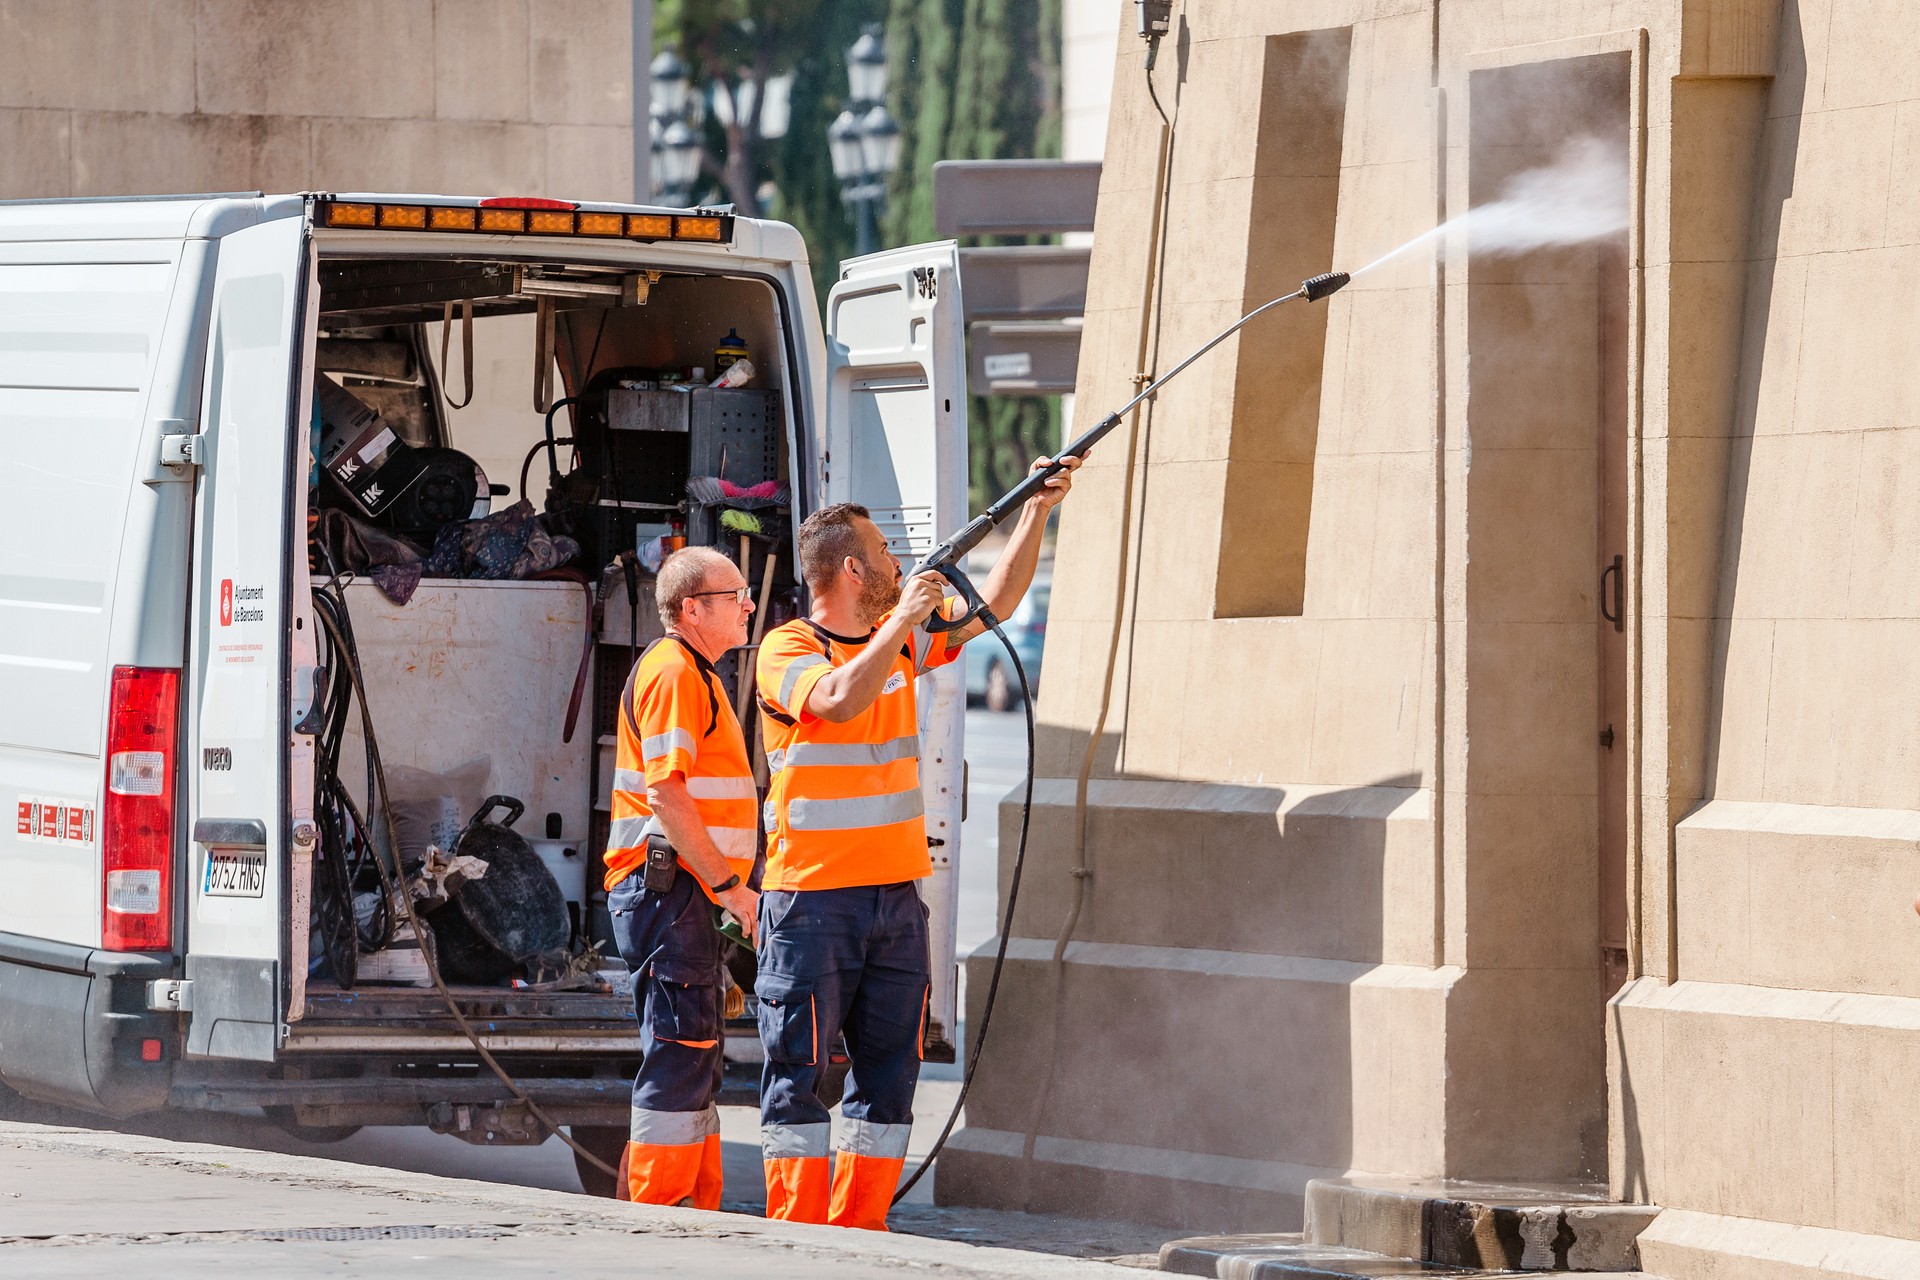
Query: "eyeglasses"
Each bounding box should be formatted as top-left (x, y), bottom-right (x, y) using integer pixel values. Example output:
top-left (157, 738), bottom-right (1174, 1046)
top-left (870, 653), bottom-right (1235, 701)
top-left (689, 586), bottom-right (752, 606)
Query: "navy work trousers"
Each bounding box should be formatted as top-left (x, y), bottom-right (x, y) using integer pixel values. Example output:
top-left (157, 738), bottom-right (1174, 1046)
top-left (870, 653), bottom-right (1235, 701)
top-left (608, 868), bottom-right (726, 1206)
top-left (755, 881), bottom-right (931, 1228)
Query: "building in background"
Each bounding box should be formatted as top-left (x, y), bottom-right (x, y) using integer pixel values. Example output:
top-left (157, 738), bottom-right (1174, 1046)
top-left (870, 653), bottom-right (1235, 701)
top-left (939, 3), bottom-right (1920, 1277)
top-left (0, 1), bottom-right (646, 205)
top-left (1060, 0), bottom-right (1117, 168)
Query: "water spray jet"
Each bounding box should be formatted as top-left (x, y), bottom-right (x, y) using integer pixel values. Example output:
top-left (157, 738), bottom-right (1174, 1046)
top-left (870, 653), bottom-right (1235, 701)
top-left (893, 130), bottom-right (1629, 1201)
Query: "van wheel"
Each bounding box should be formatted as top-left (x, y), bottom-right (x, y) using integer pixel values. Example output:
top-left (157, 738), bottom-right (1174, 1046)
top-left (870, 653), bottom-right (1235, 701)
top-left (572, 1124), bottom-right (629, 1198)
top-left (263, 1106), bottom-right (362, 1144)
top-left (984, 661), bottom-right (1018, 712)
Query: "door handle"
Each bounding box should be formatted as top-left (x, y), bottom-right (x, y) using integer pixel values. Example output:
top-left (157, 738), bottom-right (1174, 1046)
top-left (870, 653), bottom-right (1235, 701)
top-left (1600, 555), bottom-right (1623, 632)
top-left (194, 818), bottom-right (268, 849)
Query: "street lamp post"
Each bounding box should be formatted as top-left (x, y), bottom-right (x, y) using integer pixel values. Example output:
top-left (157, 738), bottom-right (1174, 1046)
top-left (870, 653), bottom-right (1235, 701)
top-left (829, 25), bottom-right (901, 257)
top-left (649, 48), bottom-right (701, 206)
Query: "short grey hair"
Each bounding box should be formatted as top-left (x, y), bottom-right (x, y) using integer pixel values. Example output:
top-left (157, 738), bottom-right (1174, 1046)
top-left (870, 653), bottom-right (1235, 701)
top-left (656, 546), bottom-right (737, 628)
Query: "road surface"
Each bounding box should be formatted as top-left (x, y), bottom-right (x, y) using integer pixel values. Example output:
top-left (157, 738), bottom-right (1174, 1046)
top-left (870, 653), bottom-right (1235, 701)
top-left (1, 709), bottom-right (1173, 1264)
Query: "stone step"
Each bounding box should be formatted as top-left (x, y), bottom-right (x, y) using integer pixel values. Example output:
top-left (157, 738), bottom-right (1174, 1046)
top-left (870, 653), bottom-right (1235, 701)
top-left (1159, 1233), bottom-right (1526, 1278)
top-left (1305, 1178), bottom-right (1661, 1273)
top-left (1160, 1233), bottom-right (1661, 1280)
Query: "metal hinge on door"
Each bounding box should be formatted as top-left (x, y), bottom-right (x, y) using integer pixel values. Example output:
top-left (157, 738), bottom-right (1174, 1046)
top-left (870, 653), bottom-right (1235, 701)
top-left (1599, 723), bottom-right (1616, 751)
top-left (158, 420), bottom-right (206, 472)
top-left (146, 979), bottom-right (194, 1012)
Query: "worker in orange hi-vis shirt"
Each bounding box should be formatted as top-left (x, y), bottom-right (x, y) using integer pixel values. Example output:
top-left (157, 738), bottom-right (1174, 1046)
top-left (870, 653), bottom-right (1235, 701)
top-left (753, 453), bottom-right (1080, 1231)
top-left (603, 546), bottom-right (761, 1208)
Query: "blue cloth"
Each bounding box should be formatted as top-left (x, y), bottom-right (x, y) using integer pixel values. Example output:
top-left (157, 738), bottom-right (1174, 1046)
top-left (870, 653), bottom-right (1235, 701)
top-left (755, 882), bottom-right (931, 1138)
top-left (608, 870), bottom-right (724, 1116)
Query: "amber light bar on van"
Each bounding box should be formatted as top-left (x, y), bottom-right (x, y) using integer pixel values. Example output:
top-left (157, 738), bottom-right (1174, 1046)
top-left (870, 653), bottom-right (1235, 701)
top-left (317, 198), bottom-right (734, 245)
top-left (101, 666), bottom-right (180, 952)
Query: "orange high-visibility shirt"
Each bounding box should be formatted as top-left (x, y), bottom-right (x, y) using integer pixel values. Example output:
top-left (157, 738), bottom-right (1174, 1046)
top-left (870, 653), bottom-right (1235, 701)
top-left (754, 605), bottom-right (962, 891)
top-left (604, 636), bottom-right (757, 897)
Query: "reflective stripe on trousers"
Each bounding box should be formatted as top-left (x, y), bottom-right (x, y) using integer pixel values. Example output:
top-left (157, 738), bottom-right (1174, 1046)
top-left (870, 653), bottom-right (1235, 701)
top-left (631, 1103), bottom-right (721, 1146)
top-left (623, 1104), bottom-right (723, 1209)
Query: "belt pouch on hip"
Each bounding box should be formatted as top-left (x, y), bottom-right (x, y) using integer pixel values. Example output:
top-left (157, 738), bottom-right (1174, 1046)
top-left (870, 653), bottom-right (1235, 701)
top-left (643, 833), bottom-right (679, 893)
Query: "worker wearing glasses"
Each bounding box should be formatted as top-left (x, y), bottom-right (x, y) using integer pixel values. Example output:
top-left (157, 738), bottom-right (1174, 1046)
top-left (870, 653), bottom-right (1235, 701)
top-left (601, 546), bottom-right (760, 1207)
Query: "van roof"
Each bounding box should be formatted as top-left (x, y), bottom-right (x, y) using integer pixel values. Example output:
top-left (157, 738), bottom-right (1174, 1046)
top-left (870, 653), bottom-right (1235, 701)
top-left (0, 193), bottom-right (306, 241)
top-left (0, 192), bottom-right (805, 262)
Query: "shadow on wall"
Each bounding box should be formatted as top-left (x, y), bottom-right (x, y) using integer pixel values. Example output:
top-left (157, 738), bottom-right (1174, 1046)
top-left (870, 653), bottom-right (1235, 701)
top-left (1619, 0), bottom-right (1809, 1212)
top-left (1699, 2), bottom-right (1806, 798)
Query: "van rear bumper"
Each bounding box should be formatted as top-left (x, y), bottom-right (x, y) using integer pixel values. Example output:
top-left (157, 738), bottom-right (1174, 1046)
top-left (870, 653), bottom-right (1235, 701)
top-left (0, 929), bottom-right (177, 1116)
top-left (172, 1056), bottom-right (759, 1133)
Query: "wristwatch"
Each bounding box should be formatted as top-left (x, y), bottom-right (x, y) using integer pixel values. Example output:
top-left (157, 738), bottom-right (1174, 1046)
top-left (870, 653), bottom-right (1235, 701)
top-left (708, 873), bottom-right (742, 894)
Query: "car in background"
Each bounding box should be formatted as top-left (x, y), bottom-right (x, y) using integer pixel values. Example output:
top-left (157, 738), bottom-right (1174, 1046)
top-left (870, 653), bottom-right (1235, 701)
top-left (965, 581), bottom-right (1048, 710)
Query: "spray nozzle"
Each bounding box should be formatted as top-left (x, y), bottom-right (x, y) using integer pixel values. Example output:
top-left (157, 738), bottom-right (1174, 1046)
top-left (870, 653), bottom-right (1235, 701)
top-left (1301, 271), bottom-right (1351, 302)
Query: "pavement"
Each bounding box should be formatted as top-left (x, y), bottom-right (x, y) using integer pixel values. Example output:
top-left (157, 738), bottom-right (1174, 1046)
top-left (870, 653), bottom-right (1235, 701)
top-left (0, 711), bottom-right (1193, 1276)
top-left (0, 1117), bottom-right (1158, 1277)
top-left (958, 705), bottom-right (1028, 962)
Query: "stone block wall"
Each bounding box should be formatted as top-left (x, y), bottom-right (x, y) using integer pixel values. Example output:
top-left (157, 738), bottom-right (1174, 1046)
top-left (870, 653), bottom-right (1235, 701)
top-left (0, 0), bottom-right (635, 202)
top-left (948, 4), bottom-right (1920, 1277)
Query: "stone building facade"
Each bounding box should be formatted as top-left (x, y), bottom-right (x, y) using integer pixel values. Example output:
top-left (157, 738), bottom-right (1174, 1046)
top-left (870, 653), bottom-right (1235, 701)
top-left (0, 0), bottom-right (637, 204)
top-left (941, 2), bottom-right (1920, 1276)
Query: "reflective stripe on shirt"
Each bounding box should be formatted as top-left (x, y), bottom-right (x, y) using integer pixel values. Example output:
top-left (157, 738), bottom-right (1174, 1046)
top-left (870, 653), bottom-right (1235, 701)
top-left (643, 726), bottom-right (696, 763)
top-left (686, 775), bottom-right (757, 800)
top-left (784, 734), bottom-right (920, 768)
top-left (786, 787), bottom-right (924, 832)
top-left (778, 653), bottom-right (830, 708)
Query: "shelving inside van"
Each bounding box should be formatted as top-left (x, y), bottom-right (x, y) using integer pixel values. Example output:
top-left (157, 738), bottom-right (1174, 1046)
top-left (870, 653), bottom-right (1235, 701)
top-left (280, 250), bottom-right (801, 1147)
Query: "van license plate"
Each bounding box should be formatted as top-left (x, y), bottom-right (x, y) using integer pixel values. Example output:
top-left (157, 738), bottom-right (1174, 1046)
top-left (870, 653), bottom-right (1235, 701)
top-left (204, 848), bottom-right (266, 898)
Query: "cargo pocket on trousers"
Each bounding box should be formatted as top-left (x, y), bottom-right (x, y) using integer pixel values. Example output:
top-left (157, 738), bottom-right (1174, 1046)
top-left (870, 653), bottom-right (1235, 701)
top-left (648, 956), bottom-right (719, 1047)
top-left (756, 975), bottom-right (817, 1065)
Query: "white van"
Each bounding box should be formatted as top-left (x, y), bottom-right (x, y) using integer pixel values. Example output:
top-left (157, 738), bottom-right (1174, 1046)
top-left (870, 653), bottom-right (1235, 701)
top-left (0, 191), bottom-right (969, 1188)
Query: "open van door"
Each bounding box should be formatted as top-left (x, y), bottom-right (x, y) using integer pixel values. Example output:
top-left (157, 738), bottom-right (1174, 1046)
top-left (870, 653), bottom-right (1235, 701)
top-left (182, 213), bottom-right (316, 1060)
top-left (822, 243), bottom-right (968, 1061)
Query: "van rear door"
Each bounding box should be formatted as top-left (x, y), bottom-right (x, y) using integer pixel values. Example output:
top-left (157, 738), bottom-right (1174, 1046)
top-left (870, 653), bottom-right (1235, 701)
top-left (822, 242), bottom-right (968, 1061)
top-left (183, 213), bottom-right (316, 1060)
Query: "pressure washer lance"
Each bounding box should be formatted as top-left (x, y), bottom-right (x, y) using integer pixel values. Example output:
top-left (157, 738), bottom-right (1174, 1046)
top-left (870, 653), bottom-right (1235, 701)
top-left (910, 270), bottom-right (1351, 623)
top-left (890, 268), bottom-right (1350, 1204)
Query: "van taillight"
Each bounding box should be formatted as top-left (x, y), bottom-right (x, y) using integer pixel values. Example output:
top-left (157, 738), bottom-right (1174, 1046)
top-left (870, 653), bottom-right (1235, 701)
top-left (102, 667), bottom-right (180, 952)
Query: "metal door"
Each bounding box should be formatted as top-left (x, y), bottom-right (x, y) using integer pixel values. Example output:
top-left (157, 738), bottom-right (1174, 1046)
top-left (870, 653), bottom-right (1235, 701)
top-left (183, 213), bottom-right (316, 1059)
top-left (823, 242), bottom-right (969, 1060)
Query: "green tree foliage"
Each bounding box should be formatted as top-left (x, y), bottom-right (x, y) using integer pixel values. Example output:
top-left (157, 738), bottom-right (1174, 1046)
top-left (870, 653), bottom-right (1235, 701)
top-left (883, 0), bottom-right (1065, 511)
top-left (655, 0), bottom-right (884, 291)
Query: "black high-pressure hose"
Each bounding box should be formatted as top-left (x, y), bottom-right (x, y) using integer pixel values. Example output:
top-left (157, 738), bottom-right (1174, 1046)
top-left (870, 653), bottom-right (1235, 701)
top-left (890, 268), bottom-right (1353, 1204)
top-left (892, 615), bottom-right (1034, 1204)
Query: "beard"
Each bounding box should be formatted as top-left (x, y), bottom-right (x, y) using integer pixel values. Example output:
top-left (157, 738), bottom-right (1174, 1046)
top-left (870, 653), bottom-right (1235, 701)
top-left (857, 556), bottom-right (902, 623)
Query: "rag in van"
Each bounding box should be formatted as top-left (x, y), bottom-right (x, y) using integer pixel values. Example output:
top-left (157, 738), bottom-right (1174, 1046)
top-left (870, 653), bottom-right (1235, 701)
top-left (421, 499), bottom-right (580, 581)
top-left (311, 507), bottom-right (425, 605)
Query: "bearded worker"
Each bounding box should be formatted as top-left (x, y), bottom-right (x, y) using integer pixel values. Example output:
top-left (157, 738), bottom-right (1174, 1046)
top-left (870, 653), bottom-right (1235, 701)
top-left (752, 454), bottom-right (1079, 1230)
top-left (603, 546), bottom-right (761, 1207)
